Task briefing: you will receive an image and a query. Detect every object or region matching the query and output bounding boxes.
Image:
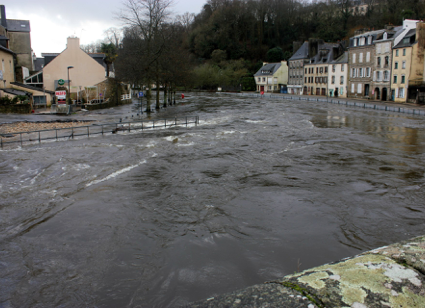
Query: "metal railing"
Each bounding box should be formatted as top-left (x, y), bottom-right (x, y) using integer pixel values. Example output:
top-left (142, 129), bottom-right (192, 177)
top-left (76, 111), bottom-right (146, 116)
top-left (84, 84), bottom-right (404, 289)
top-left (1, 116), bottom-right (199, 148)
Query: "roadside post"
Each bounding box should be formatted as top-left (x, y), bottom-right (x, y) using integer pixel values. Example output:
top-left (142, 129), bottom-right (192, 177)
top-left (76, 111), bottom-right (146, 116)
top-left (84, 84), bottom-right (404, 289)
top-left (139, 91), bottom-right (144, 114)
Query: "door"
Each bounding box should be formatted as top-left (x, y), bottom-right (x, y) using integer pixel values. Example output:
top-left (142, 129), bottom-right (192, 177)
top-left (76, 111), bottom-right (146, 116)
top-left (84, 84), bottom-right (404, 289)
top-left (382, 88), bottom-right (387, 101)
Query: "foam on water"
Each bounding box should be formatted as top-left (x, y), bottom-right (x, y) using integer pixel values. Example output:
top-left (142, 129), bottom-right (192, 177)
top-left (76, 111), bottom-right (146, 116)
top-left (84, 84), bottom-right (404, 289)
top-left (86, 160), bottom-right (147, 187)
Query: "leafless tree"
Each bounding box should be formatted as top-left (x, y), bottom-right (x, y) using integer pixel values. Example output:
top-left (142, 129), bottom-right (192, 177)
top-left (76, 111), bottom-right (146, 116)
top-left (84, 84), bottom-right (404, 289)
top-left (117, 0), bottom-right (173, 111)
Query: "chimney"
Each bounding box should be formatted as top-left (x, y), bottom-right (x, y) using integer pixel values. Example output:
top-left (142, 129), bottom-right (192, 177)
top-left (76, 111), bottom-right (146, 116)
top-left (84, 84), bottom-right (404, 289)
top-left (0, 5), bottom-right (7, 29)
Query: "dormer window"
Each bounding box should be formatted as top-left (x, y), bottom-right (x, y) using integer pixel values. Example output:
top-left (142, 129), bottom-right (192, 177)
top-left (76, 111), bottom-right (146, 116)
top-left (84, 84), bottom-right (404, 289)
top-left (353, 39), bottom-right (357, 47)
top-left (367, 36), bottom-right (372, 44)
top-left (383, 32), bottom-right (388, 40)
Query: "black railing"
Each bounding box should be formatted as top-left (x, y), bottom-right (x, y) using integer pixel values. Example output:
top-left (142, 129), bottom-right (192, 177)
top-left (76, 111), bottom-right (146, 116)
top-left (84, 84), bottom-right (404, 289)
top-left (1, 116), bottom-right (199, 148)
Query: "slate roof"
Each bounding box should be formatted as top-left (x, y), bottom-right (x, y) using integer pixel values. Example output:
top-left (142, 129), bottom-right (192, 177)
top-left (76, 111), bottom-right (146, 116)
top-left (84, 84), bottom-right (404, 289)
top-left (2, 19), bottom-right (30, 32)
top-left (289, 42), bottom-right (309, 61)
top-left (40, 52), bottom-right (106, 68)
top-left (254, 62), bottom-right (282, 76)
top-left (308, 43), bottom-right (340, 64)
top-left (394, 29), bottom-right (416, 48)
top-left (352, 29), bottom-right (386, 38)
top-left (330, 51), bottom-right (349, 64)
top-left (0, 44), bottom-right (14, 55)
top-left (11, 82), bottom-right (55, 94)
top-left (2, 88), bottom-right (29, 96)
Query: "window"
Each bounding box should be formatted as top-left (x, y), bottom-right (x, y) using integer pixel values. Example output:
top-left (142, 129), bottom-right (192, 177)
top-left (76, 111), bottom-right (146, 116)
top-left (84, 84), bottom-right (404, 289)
top-left (332, 65), bottom-right (336, 72)
top-left (403, 49), bottom-right (406, 56)
top-left (384, 56), bottom-right (389, 67)
top-left (396, 50), bottom-right (399, 57)
top-left (357, 84), bottom-right (362, 94)
top-left (258, 77), bottom-right (261, 82)
top-left (351, 83), bottom-right (355, 93)
top-left (366, 67), bottom-right (371, 77)
top-left (341, 64), bottom-right (345, 72)
top-left (384, 71), bottom-right (389, 81)
top-left (402, 61), bottom-right (406, 69)
top-left (340, 87), bottom-right (344, 95)
top-left (352, 54), bottom-right (356, 63)
top-left (376, 71), bottom-right (381, 81)
top-left (359, 53), bottom-right (363, 63)
top-left (360, 37), bottom-right (365, 45)
top-left (353, 39), bottom-right (357, 47)
top-left (352, 68), bottom-right (356, 77)
top-left (377, 57), bottom-right (381, 67)
top-left (395, 62), bottom-right (398, 69)
top-left (367, 36), bottom-right (372, 44)
top-left (325, 67), bottom-right (328, 73)
top-left (263, 78), bottom-right (266, 82)
top-left (401, 75), bottom-right (405, 83)
top-left (316, 67), bottom-right (319, 74)
top-left (383, 32), bottom-right (388, 40)
top-left (394, 75), bottom-right (397, 83)
top-left (305, 77), bottom-right (307, 83)
top-left (340, 76), bottom-right (344, 85)
top-left (366, 52), bottom-right (370, 62)
top-left (305, 68), bottom-right (307, 74)
top-left (399, 87), bottom-right (404, 98)
top-left (359, 68), bottom-right (363, 77)
top-left (320, 67), bottom-right (324, 74)
top-left (377, 44), bottom-right (382, 54)
top-left (332, 76), bottom-right (335, 84)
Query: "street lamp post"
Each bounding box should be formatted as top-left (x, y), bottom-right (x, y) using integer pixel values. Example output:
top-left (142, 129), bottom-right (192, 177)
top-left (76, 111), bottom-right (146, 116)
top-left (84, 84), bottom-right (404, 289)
top-left (67, 66), bottom-right (74, 104)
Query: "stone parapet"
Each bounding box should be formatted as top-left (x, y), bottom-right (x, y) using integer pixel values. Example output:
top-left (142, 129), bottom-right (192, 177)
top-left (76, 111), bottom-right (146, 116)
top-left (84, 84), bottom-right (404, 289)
top-left (184, 235), bottom-right (425, 307)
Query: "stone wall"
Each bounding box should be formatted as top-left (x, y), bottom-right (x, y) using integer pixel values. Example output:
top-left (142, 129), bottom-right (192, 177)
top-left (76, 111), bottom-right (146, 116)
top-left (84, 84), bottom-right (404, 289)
top-left (185, 235), bottom-right (425, 307)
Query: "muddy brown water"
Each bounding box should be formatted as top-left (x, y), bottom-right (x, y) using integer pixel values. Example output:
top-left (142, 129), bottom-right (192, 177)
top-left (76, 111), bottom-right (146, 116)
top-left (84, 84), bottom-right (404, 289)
top-left (1, 93), bottom-right (425, 307)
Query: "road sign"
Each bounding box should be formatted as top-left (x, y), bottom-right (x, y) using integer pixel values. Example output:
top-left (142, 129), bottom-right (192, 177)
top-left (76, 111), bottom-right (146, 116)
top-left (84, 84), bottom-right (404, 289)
top-left (58, 79), bottom-right (65, 86)
top-left (139, 92), bottom-right (144, 98)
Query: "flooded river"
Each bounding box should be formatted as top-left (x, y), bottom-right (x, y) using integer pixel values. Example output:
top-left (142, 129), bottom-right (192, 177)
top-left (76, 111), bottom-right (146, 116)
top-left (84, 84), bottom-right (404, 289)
top-left (1, 93), bottom-right (425, 307)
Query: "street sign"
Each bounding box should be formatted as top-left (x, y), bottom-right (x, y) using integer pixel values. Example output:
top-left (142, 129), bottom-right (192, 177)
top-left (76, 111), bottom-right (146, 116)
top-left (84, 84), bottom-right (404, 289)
top-left (58, 79), bottom-right (65, 86)
top-left (55, 90), bottom-right (66, 99)
top-left (139, 92), bottom-right (144, 98)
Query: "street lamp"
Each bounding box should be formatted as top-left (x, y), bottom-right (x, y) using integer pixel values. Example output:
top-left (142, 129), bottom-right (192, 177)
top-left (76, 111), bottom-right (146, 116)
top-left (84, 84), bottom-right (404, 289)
top-left (67, 66), bottom-right (74, 104)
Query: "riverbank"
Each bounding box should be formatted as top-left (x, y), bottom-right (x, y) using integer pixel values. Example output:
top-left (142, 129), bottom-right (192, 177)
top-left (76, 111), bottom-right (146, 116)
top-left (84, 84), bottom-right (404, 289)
top-left (185, 234), bottom-right (425, 307)
top-left (0, 120), bottom-right (94, 134)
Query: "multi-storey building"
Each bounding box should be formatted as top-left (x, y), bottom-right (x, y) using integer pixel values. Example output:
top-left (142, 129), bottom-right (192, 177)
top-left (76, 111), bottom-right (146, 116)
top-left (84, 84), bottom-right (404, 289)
top-left (348, 29), bottom-right (386, 99)
top-left (288, 42), bottom-right (309, 95)
top-left (391, 21), bottom-right (425, 103)
top-left (372, 26), bottom-right (404, 101)
top-left (328, 52), bottom-right (348, 98)
top-left (254, 61), bottom-right (288, 93)
top-left (304, 43), bottom-right (343, 96)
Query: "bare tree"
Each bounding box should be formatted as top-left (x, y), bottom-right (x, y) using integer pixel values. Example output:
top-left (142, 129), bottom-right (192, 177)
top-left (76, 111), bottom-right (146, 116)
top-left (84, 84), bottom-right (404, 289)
top-left (117, 0), bottom-right (173, 111)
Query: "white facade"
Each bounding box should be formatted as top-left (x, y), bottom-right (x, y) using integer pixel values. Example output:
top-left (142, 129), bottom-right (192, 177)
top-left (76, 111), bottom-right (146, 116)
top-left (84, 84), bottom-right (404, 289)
top-left (328, 62), bottom-right (348, 98)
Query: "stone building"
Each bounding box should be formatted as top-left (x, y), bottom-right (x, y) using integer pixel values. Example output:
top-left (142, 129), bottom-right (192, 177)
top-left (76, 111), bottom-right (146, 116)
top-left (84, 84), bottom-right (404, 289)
top-left (0, 5), bottom-right (33, 81)
top-left (372, 26), bottom-right (404, 101)
top-left (287, 42), bottom-right (309, 95)
top-left (348, 29), bottom-right (385, 99)
top-left (304, 43), bottom-right (344, 97)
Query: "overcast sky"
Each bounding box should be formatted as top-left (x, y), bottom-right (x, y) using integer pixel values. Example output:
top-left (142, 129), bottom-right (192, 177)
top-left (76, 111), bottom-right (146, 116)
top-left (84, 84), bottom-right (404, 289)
top-left (3, 0), bottom-right (206, 57)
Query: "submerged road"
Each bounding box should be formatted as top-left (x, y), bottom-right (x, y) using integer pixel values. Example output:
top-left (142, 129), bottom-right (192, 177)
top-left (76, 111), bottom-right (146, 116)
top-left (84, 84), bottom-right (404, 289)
top-left (1, 93), bottom-right (425, 307)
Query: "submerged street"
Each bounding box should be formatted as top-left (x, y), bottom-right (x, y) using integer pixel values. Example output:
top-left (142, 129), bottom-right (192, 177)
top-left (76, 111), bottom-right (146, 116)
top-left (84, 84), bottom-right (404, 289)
top-left (1, 93), bottom-right (425, 307)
